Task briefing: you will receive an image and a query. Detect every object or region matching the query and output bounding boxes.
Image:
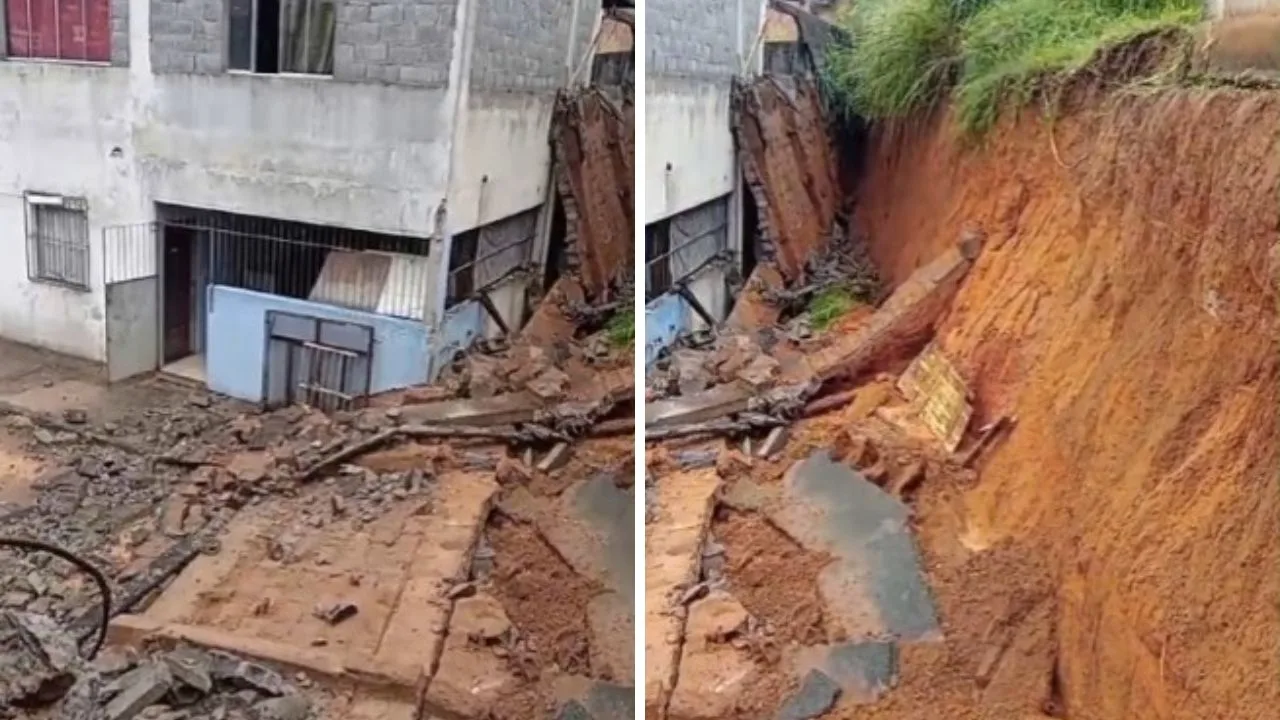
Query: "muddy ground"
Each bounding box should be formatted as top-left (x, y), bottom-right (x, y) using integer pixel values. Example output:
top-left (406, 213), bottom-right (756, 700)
top-left (0, 338), bottom-right (635, 720)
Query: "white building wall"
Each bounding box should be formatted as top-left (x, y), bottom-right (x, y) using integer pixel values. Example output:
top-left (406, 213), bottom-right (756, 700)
top-left (645, 78), bottom-right (735, 224)
top-left (0, 0), bottom-right (591, 364)
top-left (646, 0), bottom-right (766, 323)
top-left (0, 64), bottom-right (146, 361)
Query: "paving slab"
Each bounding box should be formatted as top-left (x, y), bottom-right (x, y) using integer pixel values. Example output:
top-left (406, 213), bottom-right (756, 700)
top-left (129, 471), bottom-right (497, 689)
top-left (771, 452), bottom-right (940, 642)
top-left (790, 641), bottom-right (898, 705)
top-left (645, 468), bottom-right (722, 715)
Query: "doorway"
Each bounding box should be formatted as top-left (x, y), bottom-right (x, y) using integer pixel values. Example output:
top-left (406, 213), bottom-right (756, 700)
top-left (161, 224), bottom-right (206, 381)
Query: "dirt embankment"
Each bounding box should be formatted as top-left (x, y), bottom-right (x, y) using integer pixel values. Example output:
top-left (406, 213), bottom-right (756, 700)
top-left (855, 90), bottom-right (1279, 719)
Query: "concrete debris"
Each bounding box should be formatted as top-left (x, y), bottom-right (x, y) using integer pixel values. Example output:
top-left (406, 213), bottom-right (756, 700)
top-left (249, 694), bottom-right (311, 720)
top-left (0, 610), bottom-right (82, 709)
top-left (674, 449), bottom-right (718, 469)
top-left (104, 663), bottom-right (172, 720)
top-left (756, 426), bottom-right (791, 459)
top-left (312, 601), bottom-right (358, 625)
top-left (527, 366), bottom-right (573, 401)
top-left (537, 442), bottom-right (574, 472)
top-left (776, 669), bottom-right (842, 720)
top-left (556, 699), bottom-right (593, 720)
top-left (735, 353), bottom-right (781, 389)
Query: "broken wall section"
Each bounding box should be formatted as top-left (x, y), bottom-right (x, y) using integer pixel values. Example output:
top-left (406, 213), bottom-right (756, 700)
top-left (551, 84), bottom-right (635, 300)
top-left (732, 75), bottom-right (840, 283)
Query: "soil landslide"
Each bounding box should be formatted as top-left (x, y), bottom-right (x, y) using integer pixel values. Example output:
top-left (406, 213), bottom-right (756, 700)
top-left (855, 89), bottom-right (1280, 718)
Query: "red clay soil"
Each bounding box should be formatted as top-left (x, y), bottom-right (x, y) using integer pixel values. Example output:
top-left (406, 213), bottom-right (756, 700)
top-left (854, 88), bottom-right (1280, 719)
top-left (714, 510), bottom-right (831, 647)
top-left (486, 517), bottom-right (599, 676)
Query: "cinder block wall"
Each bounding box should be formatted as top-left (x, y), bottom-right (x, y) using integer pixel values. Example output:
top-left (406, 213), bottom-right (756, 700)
top-left (150, 0), bottom-right (459, 87)
top-left (469, 0), bottom-right (587, 92)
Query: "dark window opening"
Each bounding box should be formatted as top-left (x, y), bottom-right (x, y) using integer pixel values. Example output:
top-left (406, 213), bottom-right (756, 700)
top-left (229, 0), bottom-right (335, 74)
top-left (646, 220), bottom-right (672, 298)
top-left (542, 193), bottom-right (568, 293)
top-left (741, 185), bottom-right (759, 280)
top-left (590, 51), bottom-right (633, 87)
top-left (446, 229), bottom-right (479, 308)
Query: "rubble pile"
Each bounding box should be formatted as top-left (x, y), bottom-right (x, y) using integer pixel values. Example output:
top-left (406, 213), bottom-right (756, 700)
top-left (441, 331), bottom-right (626, 404)
top-left (3, 635), bottom-right (317, 720)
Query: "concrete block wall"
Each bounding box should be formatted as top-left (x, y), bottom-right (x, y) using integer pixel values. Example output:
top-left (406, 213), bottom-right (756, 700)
top-left (150, 0), bottom-right (225, 73)
top-left (151, 0), bottom-right (458, 86)
top-left (110, 0), bottom-right (130, 65)
top-left (334, 0), bottom-right (457, 86)
top-left (468, 0), bottom-right (587, 91)
top-left (647, 0), bottom-right (740, 80)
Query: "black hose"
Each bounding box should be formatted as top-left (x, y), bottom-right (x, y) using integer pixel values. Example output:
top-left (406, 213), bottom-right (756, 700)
top-left (0, 537), bottom-right (112, 661)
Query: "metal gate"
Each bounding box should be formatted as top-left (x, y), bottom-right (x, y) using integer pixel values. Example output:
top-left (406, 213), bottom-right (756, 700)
top-left (102, 223), bottom-right (160, 382)
top-left (264, 311), bottom-right (374, 412)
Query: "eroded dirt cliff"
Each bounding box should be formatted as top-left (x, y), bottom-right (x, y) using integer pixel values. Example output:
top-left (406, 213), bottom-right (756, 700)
top-left (855, 88), bottom-right (1280, 719)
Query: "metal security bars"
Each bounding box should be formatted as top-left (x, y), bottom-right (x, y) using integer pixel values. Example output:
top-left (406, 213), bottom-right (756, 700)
top-left (26, 193), bottom-right (91, 290)
top-left (159, 206), bottom-right (432, 321)
top-left (265, 311), bottom-right (373, 412)
top-left (445, 210), bottom-right (538, 310)
top-left (645, 199), bottom-right (730, 300)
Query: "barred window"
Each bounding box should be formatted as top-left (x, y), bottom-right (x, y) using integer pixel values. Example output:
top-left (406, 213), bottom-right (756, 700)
top-left (26, 193), bottom-right (90, 290)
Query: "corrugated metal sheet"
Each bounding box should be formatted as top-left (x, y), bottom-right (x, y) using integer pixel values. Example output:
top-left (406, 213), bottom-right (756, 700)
top-left (308, 251), bottom-right (392, 312)
top-left (376, 253), bottom-right (433, 321)
top-left (309, 250), bottom-right (431, 321)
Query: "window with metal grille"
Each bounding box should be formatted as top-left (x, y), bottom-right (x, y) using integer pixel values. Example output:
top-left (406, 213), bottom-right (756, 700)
top-left (4, 0), bottom-right (111, 62)
top-left (228, 0), bottom-right (336, 75)
top-left (25, 193), bottom-right (90, 290)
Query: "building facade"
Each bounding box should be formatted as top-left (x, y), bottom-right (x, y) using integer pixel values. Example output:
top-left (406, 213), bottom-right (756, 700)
top-left (643, 0), bottom-right (776, 369)
top-left (0, 0), bottom-right (622, 405)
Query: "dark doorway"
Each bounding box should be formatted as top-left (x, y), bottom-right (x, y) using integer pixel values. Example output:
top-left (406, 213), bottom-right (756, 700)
top-left (543, 193), bottom-right (568, 293)
top-left (163, 226), bottom-right (196, 363)
top-left (741, 185), bottom-right (759, 279)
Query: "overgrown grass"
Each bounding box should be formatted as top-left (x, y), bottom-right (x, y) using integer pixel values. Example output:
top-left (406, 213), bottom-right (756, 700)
top-left (809, 284), bottom-right (861, 331)
top-left (605, 308), bottom-right (635, 348)
top-left (827, 0), bottom-right (1200, 134)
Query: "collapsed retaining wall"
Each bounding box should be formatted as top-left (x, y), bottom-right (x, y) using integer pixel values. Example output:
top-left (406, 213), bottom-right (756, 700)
top-left (855, 90), bottom-right (1279, 718)
top-left (551, 87), bottom-right (635, 298)
top-left (733, 76), bottom-right (840, 281)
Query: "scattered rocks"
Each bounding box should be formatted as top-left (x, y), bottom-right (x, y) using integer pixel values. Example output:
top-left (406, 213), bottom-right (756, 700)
top-left (312, 601), bottom-right (358, 625)
top-left (250, 694), bottom-right (311, 720)
top-left (776, 669), bottom-right (841, 720)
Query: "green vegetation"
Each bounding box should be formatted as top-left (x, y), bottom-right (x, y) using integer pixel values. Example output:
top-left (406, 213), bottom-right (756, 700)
top-left (826, 0), bottom-right (1200, 134)
top-left (605, 307), bottom-right (635, 348)
top-left (809, 284), bottom-right (862, 331)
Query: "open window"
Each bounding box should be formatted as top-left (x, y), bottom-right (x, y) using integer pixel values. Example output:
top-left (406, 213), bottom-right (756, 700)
top-left (229, 0), bottom-right (336, 74)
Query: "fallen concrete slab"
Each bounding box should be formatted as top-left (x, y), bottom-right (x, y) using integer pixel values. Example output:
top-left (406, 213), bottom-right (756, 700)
top-left (396, 392), bottom-right (544, 427)
top-left (645, 383), bottom-right (753, 430)
top-left (771, 452), bottom-right (940, 643)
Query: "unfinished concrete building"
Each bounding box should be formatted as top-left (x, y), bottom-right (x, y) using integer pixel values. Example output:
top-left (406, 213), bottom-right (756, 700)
top-left (0, 0), bottom-right (631, 408)
top-left (643, 0), bottom-right (836, 369)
